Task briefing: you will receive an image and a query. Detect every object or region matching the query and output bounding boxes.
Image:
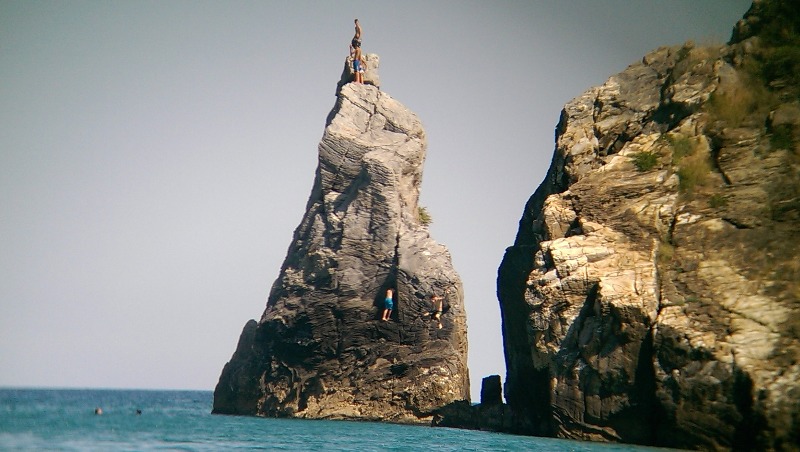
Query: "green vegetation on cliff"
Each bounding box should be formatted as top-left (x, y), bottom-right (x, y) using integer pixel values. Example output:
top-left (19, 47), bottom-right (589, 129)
top-left (746, 0), bottom-right (800, 100)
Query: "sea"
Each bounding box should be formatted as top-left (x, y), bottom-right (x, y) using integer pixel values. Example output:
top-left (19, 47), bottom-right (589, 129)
top-left (0, 388), bottom-right (668, 451)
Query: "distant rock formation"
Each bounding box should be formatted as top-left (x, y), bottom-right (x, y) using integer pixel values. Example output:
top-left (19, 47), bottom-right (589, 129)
top-left (213, 59), bottom-right (469, 423)
top-left (496, 0), bottom-right (799, 449)
top-left (432, 375), bottom-right (514, 432)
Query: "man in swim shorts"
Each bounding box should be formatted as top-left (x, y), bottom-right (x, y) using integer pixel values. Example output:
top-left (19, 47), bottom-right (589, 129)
top-left (352, 40), bottom-right (366, 83)
top-left (382, 288), bottom-right (394, 321)
top-left (349, 19), bottom-right (366, 83)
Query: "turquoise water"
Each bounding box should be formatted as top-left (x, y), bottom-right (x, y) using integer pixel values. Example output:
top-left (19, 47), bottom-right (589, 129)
top-left (0, 389), bottom-right (662, 451)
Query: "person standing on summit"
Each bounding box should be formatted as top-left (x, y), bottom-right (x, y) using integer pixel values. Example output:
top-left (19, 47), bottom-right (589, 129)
top-left (352, 41), bottom-right (366, 83)
top-left (349, 19), bottom-right (366, 84)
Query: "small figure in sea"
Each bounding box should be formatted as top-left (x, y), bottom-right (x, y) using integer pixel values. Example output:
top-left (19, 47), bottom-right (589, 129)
top-left (94, 407), bottom-right (103, 415)
top-left (136, 409), bottom-right (142, 415)
top-left (382, 288), bottom-right (394, 321)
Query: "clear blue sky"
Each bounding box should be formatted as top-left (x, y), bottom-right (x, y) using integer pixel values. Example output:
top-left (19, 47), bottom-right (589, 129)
top-left (0, 1), bottom-right (752, 401)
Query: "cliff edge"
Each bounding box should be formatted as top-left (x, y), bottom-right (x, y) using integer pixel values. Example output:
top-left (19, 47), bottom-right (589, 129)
top-left (497, 0), bottom-right (799, 448)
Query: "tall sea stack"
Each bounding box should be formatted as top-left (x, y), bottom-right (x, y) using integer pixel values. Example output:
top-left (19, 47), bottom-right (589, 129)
top-left (213, 56), bottom-right (469, 423)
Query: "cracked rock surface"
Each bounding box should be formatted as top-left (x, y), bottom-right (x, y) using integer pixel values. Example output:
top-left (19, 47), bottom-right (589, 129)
top-left (213, 81), bottom-right (469, 423)
top-left (497, 3), bottom-right (800, 448)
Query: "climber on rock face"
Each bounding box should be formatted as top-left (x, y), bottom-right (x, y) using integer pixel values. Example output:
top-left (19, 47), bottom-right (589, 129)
top-left (425, 288), bottom-right (450, 329)
top-left (382, 288), bottom-right (394, 321)
top-left (431, 295), bottom-right (444, 329)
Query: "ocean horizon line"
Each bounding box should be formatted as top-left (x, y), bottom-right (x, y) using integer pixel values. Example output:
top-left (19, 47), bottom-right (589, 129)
top-left (0, 385), bottom-right (212, 393)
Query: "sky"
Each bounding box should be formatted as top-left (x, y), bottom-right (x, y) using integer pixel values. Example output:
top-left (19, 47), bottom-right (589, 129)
top-left (0, 0), bottom-right (753, 401)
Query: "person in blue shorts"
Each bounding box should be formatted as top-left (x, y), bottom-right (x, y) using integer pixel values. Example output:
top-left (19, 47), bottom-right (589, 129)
top-left (349, 19), bottom-right (366, 83)
top-left (382, 288), bottom-right (394, 321)
top-left (351, 40), bottom-right (366, 84)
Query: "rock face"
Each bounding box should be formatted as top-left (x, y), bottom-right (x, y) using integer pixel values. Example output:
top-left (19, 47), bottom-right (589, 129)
top-left (497, 0), bottom-right (799, 449)
top-left (213, 65), bottom-right (469, 423)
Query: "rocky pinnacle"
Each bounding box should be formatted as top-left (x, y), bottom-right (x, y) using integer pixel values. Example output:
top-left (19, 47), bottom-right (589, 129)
top-left (213, 68), bottom-right (469, 423)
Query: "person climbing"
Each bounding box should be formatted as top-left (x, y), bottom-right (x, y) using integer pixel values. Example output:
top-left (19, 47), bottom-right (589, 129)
top-left (382, 288), bottom-right (394, 321)
top-left (430, 294), bottom-right (444, 329)
top-left (423, 289), bottom-right (449, 329)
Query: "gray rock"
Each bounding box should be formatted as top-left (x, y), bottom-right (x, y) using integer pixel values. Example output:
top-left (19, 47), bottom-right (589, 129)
top-left (213, 71), bottom-right (469, 424)
top-left (432, 399), bottom-right (515, 433)
top-left (480, 375), bottom-right (502, 405)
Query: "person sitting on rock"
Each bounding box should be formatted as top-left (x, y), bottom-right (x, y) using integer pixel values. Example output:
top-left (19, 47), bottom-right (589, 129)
top-left (382, 288), bottom-right (394, 321)
top-left (431, 294), bottom-right (444, 329)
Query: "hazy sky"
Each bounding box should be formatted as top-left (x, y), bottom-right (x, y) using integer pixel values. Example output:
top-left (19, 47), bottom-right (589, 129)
top-left (1, 1), bottom-right (752, 401)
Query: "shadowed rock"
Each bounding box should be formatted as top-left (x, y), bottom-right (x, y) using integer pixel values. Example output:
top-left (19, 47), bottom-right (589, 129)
top-left (480, 375), bottom-right (502, 406)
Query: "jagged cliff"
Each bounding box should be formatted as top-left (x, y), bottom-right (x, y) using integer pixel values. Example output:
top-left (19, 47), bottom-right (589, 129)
top-left (497, 0), bottom-right (799, 449)
top-left (213, 56), bottom-right (469, 423)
